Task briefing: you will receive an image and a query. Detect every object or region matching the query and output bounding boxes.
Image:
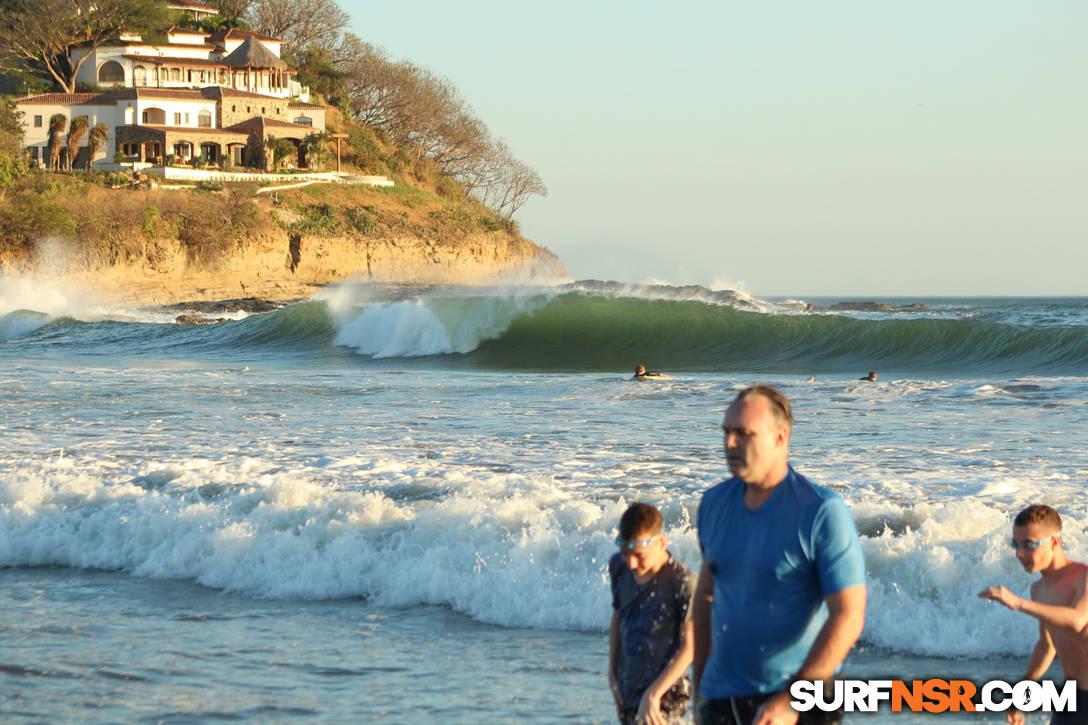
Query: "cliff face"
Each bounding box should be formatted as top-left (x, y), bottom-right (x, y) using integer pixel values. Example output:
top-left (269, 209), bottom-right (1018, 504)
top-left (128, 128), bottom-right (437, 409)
top-left (0, 180), bottom-right (567, 307)
top-left (23, 227), bottom-right (566, 307)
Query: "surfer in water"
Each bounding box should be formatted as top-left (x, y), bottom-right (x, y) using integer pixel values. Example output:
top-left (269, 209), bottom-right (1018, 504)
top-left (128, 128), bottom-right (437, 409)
top-left (634, 364), bottom-right (667, 380)
top-left (859, 371), bottom-right (877, 382)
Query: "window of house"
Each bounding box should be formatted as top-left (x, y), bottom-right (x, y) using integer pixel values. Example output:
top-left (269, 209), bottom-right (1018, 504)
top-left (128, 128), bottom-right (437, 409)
top-left (134, 66), bottom-right (146, 85)
top-left (246, 106), bottom-right (251, 113)
top-left (231, 105), bottom-right (236, 112)
top-left (174, 112), bottom-right (182, 125)
top-left (34, 115), bottom-right (42, 127)
top-left (98, 61), bottom-right (124, 84)
top-left (198, 110), bottom-right (212, 128)
top-left (261, 107), bottom-right (265, 114)
top-left (121, 142), bottom-right (138, 156)
top-left (184, 113), bottom-right (189, 123)
top-left (171, 68), bottom-right (180, 81)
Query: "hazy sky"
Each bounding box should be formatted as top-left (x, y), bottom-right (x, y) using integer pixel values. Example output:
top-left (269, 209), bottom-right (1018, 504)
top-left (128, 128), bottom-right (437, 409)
top-left (347, 1), bottom-right (1087, 297)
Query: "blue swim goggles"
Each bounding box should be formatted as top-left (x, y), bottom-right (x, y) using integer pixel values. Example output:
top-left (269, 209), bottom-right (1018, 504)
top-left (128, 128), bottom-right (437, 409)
top-left (1009, 534), bottom-right (1057, 551)
top-left (615, 533), bottom-right (663, 550)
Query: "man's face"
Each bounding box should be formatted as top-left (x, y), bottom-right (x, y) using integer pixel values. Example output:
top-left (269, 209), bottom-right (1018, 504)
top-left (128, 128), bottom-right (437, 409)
top-left (722, 395), bottom-right (789, 485)
top-left (1011, 522), bottom-right (1059, 573)
top-left (622, 531), bottom-right (668, 579)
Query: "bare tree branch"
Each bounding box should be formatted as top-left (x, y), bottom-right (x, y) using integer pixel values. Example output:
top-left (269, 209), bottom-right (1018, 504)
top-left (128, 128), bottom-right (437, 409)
top-left (246, 0), bottom-right (348, 56)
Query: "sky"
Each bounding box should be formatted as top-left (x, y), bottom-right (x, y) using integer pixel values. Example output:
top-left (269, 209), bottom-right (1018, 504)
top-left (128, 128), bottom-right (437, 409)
top-left (346, 1), bottom-right (1087, 297)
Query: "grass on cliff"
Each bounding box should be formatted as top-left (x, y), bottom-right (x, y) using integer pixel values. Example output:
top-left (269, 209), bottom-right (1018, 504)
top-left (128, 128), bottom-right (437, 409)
top-left (273, 179), bottom-right (512, 247)
top-left (0, 173), bottom-right (269, 268)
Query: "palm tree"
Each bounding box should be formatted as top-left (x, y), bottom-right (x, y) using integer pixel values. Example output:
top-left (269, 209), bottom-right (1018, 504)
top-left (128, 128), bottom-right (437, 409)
top-left (86, 123), bottom-right (109, 170)
top-left (47, 114), bottom-right (67, 171)
top-left (65, 115), bottom-right (89, 170)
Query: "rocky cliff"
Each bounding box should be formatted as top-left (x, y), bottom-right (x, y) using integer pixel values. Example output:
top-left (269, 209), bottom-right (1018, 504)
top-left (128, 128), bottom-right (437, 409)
top-left (0, 177), bottom-right (567, 307)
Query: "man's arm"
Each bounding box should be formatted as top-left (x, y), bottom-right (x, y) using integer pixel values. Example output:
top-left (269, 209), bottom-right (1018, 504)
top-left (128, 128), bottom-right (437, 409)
top-left (636, 619), bottom-right (695, 725)
top-left (690, 562), bottom-right (714, 705)
top-left (979, 574), bottom-right (1088, 632)
top-left (608, 610), bottom-right (624, 710)
top-left (752, 584), bottom-right (867, 725)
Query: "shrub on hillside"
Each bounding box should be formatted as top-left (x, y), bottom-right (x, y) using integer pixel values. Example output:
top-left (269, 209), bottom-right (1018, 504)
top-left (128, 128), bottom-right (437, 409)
top-left (0, 187), bottom-right (77, 255)
top-left (292, 203), bottom-right (344, 235)
top-left (343, 205), bottom-right (378, 236)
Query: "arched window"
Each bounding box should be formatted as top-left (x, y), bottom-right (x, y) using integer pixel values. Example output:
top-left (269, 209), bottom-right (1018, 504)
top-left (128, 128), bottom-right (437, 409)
top-left (141, 107), bottom-right (166, 125)
top-left (198, 110), bottom-right (212, 128)
top-left (134, 66), bottom-right (146, 85)
top-left (98, 61), bottom-right (124, 84)
top-left (293, 116), bottom-right (312, 127)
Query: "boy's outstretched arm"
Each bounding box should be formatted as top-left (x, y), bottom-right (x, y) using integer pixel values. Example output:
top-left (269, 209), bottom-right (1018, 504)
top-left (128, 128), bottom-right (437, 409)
top-left (635, 619), bottom-right (694, 725)
top-left (979, 572), bottom-right (1088, 632)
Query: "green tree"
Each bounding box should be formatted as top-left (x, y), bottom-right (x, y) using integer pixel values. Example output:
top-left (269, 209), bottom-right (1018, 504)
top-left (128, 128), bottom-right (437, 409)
top-left (65, 114), bottom-right (88, 170)
top-left (301, 132), bottom-right (329, 170)
top-left (86, 122), bottom-right (109, 169)
top-left (266, 135), bottom-right (295, 169)
top-left (47, 113), bottom-right (66, 170)
top-left (0, 0), bottom-right (167, 93)
top-left (0, 97), bottom-right (27, 199)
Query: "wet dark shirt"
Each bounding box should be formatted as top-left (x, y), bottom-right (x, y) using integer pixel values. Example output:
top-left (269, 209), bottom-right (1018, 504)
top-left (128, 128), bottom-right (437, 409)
top-left (610, 553), bottom-right (695, 707)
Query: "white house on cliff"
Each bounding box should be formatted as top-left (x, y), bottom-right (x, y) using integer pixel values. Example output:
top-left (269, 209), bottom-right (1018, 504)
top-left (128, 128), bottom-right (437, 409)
top-left (14, 8), bottom-right (326, 171)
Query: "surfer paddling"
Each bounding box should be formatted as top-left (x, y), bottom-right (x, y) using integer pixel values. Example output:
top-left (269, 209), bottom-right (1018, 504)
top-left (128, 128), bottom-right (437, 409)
top-left (634, 364), bottom-right (669, 381)
top-left (980, 505), bottom-right (1088, 724)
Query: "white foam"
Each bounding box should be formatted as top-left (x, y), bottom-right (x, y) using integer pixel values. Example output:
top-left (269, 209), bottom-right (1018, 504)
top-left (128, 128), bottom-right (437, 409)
top-left (332, 294), bottom-right (548, 357)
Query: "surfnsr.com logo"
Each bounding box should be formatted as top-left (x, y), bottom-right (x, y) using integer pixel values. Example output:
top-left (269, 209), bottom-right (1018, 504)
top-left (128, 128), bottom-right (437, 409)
top-left (790, 680), bottom-right (1076, 714)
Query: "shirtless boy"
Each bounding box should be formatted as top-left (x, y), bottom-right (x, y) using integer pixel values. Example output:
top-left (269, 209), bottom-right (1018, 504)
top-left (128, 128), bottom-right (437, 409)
top-left (979, 504), bottom-right (1088, 724)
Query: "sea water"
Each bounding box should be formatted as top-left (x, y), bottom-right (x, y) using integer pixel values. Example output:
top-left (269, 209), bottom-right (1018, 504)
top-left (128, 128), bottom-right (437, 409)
top-left (2, 278), bottom-right (1087, 723)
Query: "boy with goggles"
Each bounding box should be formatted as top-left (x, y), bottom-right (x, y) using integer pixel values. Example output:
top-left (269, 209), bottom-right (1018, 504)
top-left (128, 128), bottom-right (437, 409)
top-left (980, 504), bottom-right (1088, 724)
top-left (609, 502), bottom-right (696, 725)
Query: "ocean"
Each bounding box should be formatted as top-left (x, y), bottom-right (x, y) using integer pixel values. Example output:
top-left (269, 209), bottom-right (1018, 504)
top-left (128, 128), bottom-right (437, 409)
top-left (1, 277), bottom-right (1086, 723)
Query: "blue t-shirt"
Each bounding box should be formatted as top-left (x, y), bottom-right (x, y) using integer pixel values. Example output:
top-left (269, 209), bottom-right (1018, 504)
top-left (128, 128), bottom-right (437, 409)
top-left (696, 466), bottom-right (866, 699)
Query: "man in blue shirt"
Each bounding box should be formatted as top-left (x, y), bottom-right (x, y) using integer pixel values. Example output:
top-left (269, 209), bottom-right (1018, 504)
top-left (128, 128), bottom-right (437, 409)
top-left (692, 385), bottom-right (866, 725)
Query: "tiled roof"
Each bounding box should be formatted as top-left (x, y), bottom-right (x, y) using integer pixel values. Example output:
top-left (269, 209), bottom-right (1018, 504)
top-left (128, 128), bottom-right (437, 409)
top-left (14, 93), bottom-right (100, 105)
top-left (289, 101), bottom-right (325, 109)
top-left (201, 86), bottom-right (287, 101)
top-left (227, 117), bottom-right (314, 132)
top-left (134, 88), bottom-right (209, 100)
top-left (129, 124), bottom-right (249, 138)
